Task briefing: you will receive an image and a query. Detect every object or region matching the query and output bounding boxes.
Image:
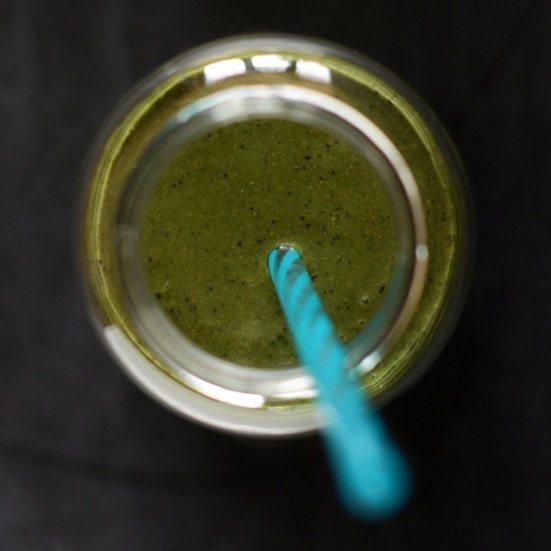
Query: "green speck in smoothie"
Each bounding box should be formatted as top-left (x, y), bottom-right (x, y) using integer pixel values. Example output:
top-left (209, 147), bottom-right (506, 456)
top-left (141, 118), bottom-right (397, 367)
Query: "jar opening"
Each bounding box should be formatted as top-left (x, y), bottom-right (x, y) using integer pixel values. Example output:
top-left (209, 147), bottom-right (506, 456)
top-left (115, 84), bottom-right (428, 403)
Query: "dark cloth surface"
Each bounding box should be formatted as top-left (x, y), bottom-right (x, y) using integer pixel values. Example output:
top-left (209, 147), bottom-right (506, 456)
top-left (1, 1), bottom-right (550, 549)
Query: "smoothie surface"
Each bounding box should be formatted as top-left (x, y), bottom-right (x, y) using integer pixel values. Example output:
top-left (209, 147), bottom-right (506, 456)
top-left (141, 118), bottom-right (397, 367)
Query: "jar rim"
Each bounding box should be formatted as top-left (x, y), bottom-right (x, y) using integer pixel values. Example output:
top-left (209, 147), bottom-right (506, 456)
top-left (115, 83), bottom-right (428, 422)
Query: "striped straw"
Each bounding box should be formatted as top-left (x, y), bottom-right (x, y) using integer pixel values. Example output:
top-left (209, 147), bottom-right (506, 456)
top-left (268, 246), bottom-right (412, 520)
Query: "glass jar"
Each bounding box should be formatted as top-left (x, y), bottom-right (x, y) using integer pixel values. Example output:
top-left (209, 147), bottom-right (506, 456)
top-left (78, 35), bottom-right (473, 437)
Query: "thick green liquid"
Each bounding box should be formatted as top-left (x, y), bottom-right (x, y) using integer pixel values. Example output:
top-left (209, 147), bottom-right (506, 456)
top-left (141, 119), bottom-right (397, 367)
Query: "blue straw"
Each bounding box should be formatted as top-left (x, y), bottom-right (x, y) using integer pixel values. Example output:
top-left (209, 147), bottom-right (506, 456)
top-left (268, 246), bottom-right (412, 520)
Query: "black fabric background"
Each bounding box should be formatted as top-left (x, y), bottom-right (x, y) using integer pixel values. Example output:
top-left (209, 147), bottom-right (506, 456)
top-left (1, 1), bottom-right (550, 549)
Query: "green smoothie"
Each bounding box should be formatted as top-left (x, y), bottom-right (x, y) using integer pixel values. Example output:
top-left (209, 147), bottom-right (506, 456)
top-left (140, 118), bottom-right (397, 367)
top-left (81, 37), bottom-right (469, 414)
